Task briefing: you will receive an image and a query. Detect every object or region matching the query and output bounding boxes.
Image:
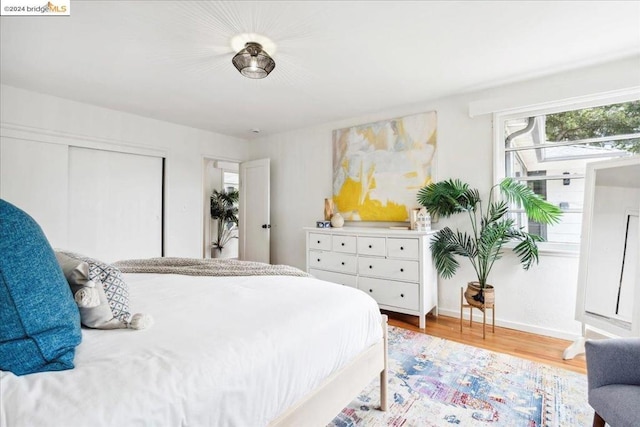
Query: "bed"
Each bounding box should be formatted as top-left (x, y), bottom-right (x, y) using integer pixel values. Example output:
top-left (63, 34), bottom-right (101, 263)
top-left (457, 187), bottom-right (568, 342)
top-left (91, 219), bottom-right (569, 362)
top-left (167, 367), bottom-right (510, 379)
top-left (0, 267), bottom-right (388, 426)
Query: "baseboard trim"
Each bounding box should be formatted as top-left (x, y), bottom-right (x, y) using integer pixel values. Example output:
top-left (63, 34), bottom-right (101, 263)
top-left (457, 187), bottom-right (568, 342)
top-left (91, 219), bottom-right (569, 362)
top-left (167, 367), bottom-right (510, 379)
top-left (437, 307), bottom-right (582, 341)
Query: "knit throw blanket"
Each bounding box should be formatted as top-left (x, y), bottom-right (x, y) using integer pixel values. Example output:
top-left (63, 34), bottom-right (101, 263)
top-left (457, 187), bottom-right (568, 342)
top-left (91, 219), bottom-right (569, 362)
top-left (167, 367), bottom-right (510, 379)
top-left (113, 257), bottom-right (309, 278)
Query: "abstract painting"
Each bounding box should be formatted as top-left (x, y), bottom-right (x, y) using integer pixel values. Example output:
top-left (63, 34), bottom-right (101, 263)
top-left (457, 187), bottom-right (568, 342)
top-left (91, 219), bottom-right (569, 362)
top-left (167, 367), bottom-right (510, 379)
top-left (332, 111), bottom-right (437, 221)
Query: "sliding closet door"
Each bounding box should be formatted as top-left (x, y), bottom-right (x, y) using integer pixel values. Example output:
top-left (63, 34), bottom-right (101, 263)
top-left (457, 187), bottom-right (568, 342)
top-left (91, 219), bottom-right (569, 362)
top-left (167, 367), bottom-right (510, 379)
top-left (68, 147), bottom-right (163, 262)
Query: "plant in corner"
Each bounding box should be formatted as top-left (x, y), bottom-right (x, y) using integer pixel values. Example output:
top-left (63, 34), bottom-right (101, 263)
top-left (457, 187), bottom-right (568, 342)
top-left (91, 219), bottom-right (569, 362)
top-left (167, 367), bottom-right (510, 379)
top-left (210, 188), bottom-right (239, 256)
top-left (417, 178), bottom-right (562, 309)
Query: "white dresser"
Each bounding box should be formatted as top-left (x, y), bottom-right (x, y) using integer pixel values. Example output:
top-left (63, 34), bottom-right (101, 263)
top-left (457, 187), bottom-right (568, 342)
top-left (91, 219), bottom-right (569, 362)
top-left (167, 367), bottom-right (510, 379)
top-left (304, 227), bottom-right (438, 328)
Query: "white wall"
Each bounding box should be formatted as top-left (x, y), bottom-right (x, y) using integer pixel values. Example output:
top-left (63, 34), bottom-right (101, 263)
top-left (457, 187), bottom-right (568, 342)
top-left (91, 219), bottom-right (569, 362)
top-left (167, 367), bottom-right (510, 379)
top-left (0, 84), bottom-right (251, 258)
top-left (249, 55), bottom-right (640, 339)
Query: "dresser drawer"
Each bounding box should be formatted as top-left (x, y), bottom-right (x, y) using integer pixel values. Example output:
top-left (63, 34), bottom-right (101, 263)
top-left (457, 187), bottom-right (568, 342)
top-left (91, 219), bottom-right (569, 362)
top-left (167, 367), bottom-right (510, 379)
top-left (358, 236), bottom-right (386, 256)
top-left (306, 226), bottom-right (436, 330)
top-left (387, 238), bottom-right (420, 259)
top-left (309, 268), bottom-right (357, 288)
top-left (358, 257), bottom-right (419, 282)
top-left (359, 277), bottom-right (419, 311)
top-left (309, 250), bottom-right (357, 274)
top-left (332, 235), bottom-right (357, 254)
top-left (309, 233), bottom-right (331, 251)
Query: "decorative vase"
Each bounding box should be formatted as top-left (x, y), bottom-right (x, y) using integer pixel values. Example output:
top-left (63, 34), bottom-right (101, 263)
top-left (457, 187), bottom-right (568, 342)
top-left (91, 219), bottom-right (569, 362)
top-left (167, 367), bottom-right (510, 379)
top-left (410, 208), bottom-right (420, 230)
top-left (464, 282), bottom-right (495, 311)
top-left (324, 198), bottom-right (335, 221)
top-left (330, 212), bottom-right (344, 228)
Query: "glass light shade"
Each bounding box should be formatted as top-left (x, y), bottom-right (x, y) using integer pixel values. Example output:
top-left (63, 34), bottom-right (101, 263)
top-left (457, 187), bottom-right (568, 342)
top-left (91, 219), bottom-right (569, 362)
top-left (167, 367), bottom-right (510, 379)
top-left (232, 42), bottom-right (275, 79)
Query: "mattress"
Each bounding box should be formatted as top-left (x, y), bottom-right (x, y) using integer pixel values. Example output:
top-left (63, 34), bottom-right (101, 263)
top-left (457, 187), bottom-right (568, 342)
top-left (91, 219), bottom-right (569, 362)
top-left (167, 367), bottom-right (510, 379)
top-left (0, 273), bottom-right (382, 427)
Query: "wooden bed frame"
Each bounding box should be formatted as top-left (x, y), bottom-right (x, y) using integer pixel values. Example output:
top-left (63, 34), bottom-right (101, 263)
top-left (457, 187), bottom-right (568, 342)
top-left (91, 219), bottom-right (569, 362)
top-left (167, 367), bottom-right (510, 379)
top-left (270, 314), bottom-right (389, 426)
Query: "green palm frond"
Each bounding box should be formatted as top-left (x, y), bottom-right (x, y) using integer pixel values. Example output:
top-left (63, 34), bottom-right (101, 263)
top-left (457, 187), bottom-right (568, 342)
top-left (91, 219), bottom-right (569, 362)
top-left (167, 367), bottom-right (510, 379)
top-left (506, 229), bottom-right (544, 270)
top-left (418, 177), bottom-right (563, 286)
top-left (477, 221), bottom-right (511, 262)
top-left (417, 179), bottom-right (480, 218)
top-left (429, 228), bottom-right (460, 279)
top-left (499, 178), bottom-right (562, 225)
top-left (464, 188), bottom-right (481, 210)
top-left (483, 201), bottom-right (509, 227)
top-left (430, 227), bottom-right (479, 280)
top-left (451, 230), bottom-right (478, 259)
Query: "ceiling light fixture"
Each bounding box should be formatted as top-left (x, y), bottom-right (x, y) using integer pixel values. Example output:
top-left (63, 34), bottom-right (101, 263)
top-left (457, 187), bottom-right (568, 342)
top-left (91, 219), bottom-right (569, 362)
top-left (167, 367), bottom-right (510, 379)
top-left (232, 42), bottom-right (275, 79)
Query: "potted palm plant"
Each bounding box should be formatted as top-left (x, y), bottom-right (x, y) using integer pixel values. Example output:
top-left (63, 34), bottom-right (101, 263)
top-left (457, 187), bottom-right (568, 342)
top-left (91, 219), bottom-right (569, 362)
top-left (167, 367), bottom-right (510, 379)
top-left (210, 188), bottom-right (239, 257)
top-left (417, 178), bottom-right (562, 309)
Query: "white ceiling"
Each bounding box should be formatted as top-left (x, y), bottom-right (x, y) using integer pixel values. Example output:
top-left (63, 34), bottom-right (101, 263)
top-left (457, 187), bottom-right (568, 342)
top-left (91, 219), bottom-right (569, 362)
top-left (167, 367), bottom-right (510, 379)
top-left (1, 1), bottom-right (639, 139)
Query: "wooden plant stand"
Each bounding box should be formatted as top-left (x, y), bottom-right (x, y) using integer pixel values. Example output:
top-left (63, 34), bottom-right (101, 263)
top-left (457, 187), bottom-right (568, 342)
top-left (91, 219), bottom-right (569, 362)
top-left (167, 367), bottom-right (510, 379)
top-left (460, 287), bottom-right (495, 339)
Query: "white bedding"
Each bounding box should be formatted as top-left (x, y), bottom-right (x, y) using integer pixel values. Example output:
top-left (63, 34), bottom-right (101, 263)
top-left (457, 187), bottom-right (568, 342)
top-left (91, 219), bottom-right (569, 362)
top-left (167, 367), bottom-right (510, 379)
top-left (0, 273), bottom-right (382, 427)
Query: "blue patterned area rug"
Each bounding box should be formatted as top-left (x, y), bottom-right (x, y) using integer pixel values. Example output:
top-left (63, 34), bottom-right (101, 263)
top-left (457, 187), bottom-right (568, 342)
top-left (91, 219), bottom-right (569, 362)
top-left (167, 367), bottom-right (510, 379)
top-left (329, 326), bottom-right (590, 427)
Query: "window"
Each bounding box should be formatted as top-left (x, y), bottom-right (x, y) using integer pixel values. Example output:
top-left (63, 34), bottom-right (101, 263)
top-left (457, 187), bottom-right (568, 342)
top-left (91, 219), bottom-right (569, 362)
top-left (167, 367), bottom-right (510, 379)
top-left (496, 98), bottom-right (640, 249)
top-left (223, 171), bottom-right (239, 192)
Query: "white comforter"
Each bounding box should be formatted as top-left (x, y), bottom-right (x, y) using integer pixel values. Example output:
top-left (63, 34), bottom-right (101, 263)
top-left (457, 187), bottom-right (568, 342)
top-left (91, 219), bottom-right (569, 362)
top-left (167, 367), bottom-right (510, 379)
top-left (0, 273), bottom-right (382, 427)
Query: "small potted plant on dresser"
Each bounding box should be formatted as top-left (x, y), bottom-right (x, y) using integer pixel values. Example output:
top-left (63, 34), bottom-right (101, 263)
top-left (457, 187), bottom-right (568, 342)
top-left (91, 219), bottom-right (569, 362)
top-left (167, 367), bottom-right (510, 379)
top-left (417, 178), bottom-right (562, 310)
top-left (210, 188), bottom-right (239, 258)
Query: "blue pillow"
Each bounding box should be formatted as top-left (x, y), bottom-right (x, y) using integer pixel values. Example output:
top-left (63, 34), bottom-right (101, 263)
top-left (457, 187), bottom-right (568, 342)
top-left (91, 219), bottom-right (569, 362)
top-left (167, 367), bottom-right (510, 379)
top-left (0, 199), bottom-right (82, 376)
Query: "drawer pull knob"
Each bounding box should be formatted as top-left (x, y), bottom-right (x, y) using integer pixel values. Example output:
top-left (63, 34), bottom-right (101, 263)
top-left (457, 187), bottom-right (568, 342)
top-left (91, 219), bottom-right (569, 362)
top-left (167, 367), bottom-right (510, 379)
top-left (369, 265), bottom-right (373, 269)
top-left (317, 240), bottom-right (321, 244)
top-left (317, 258), bottom-right (321, 262)
top-left (400, 268), bottom-right (404, 272)
top-left (400, 293), bottom-right (404, 298)
top-left (341, 262), bottom-right (345, 265)
top-left (368, 245), bottom-right (372, 248)
top-left (369, 289), bottom-right (373, 293)
top-left (341, 243), bottom-right (345, 246)
top-left (400, 246), bottom-right (404, 250)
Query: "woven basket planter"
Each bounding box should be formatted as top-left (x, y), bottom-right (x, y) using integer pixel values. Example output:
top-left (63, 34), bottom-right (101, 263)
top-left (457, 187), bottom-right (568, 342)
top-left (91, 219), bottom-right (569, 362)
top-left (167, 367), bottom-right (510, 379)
top-left (464, 282), bottom-right (495, 311)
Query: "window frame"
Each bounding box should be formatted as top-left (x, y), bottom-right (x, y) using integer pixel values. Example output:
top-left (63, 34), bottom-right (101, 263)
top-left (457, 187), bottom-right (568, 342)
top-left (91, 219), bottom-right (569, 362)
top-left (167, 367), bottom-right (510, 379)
top-left (493, 88), bottom-right (640, 255)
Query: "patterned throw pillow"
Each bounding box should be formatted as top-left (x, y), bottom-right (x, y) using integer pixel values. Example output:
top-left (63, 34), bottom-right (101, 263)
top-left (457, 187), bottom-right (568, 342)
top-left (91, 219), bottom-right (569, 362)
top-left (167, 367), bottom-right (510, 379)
top-left (86, 256), bottom-right (130, 323)
top-left (57, 251), bottom-right (152, 330)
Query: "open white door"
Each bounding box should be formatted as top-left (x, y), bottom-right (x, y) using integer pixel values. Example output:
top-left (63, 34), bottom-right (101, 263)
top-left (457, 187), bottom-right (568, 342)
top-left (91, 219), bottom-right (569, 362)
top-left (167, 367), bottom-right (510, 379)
top-left (239, 158), bottom-right (270, 263)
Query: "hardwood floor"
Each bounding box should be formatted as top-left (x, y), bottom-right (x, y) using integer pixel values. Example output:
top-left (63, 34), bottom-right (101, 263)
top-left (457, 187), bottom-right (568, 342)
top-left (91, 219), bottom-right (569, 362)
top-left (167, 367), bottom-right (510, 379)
top-left (384, 311), bottom-right (587, 375)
